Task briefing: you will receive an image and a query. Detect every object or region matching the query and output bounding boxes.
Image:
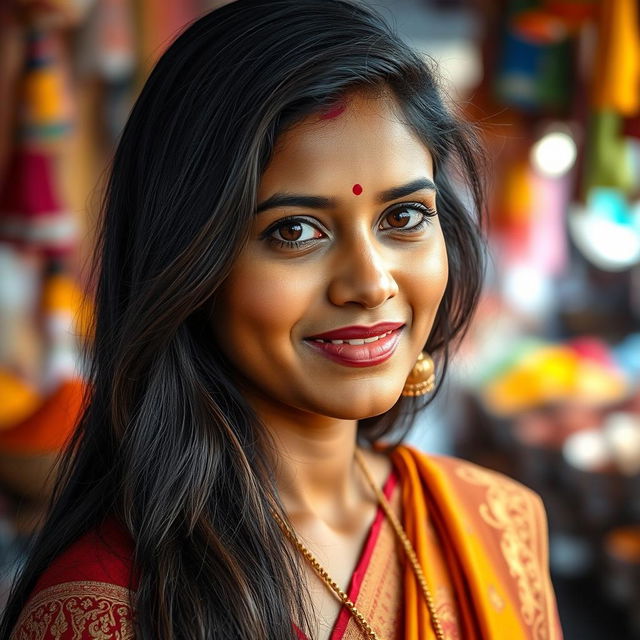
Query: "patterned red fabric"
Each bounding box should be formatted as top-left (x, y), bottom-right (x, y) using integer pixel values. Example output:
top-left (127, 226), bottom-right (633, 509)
top-left (11, 446), bottom-right (562, 639)
top-left (10, 519), bottom-right (136, 639)
top-left (33, 519), bottom-right (135, 592)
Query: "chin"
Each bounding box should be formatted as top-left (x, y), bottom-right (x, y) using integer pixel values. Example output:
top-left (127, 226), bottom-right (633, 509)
top-left (315, 393), bottom-right (401, 421)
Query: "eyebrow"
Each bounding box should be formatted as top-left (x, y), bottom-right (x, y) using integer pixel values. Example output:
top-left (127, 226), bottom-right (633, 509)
top-left (378, 178), bottom-right (437, 202)
top-left (255, 177), bottom-right (437, 214)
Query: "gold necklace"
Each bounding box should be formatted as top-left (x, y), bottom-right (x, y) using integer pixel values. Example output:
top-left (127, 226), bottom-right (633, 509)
top-left (272, 448), bottom-right (445, 640)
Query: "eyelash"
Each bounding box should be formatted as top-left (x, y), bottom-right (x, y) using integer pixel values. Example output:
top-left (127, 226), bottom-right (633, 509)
top-left (261, 202), bottom-right (437, 250)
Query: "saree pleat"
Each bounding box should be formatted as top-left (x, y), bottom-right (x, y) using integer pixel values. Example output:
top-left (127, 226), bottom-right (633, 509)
top-left (391, 445), bottom-right (562, 640)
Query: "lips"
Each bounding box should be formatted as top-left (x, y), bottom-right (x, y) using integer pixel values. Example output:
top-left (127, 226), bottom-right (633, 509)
top-left (304, 322), bottom-right (405, 368)
top-left (306, 322), bottom-right (405, 341)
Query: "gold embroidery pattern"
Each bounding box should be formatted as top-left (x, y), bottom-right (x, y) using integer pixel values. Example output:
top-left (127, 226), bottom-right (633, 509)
top-left (487, 584), bottom-right (505, 612)
top-left (343, 485), bottom-right (403, 639)
top-left (455, 465), bottom-right (548, 640)
top-left (434, 586), bottom-right (460, 640)
top-left (12, 581), bottom-right (134, 640)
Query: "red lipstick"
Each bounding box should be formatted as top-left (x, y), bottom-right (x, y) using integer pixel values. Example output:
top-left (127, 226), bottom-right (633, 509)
top-left (304, 322), bottom-right (405, 368)
top-left (306, 322), bottom-right (404, 341)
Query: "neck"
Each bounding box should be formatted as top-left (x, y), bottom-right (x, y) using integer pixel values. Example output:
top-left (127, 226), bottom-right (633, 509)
top-left (249, 394), bottom-right (363, 518)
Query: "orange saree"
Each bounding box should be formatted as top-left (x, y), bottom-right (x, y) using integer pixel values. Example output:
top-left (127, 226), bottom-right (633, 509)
top-left (299, 445), bottom-right (562, 640)
top-left (10, 445), bottom-right (562, 639)
top-left (390, 445), bottom-right (562, 640)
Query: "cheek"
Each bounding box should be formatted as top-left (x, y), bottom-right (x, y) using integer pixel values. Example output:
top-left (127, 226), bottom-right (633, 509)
top-left (213, 258), bottom-right (317, 348)
top-left (414, 226), bottom-right (448, 295)
top-left (403, 226), bottom-right (448, 328)
top-left (428, 233), bottom-right (449, 297)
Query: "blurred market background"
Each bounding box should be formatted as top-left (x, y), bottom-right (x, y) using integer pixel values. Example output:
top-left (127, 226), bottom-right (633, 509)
top-left (0, 0), bottom-right (639, 637)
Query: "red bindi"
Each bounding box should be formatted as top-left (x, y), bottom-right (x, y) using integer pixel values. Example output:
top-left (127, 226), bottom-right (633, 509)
top-left (352, 183), bottom-right (363, 196)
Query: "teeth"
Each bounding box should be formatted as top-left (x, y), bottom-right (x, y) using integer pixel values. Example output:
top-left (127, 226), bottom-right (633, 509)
top-left (313, 330), bottom-right (393, 345)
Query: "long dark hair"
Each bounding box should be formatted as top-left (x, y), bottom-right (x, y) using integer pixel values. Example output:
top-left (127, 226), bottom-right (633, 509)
top-left (1, 1), bottom-right (485, 638)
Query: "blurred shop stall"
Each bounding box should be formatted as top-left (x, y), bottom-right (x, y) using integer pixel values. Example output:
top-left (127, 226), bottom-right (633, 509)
top-left (451, 0), bottom-right (640, 637)
top-left (0, 0), bottom-right (222, 607)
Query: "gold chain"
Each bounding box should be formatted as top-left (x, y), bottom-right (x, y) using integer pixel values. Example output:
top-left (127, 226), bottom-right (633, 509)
top-left (354, 449), bottom-right (445, 640)
top-left (272, 448), bottom-right (445, 640)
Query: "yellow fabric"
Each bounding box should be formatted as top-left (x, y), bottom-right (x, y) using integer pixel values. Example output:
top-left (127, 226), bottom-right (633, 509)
top-left (482, 345), bottom-right (627, 416)
top-left (42, 273), bottom-right (94, 339)
top-left (592, 0), bottom-right (640, 115)
top-left (23, 68), bottom-right (66, 123)
top-left (390, 445), bottom-right (562, 640)
top-left (0, 370), bottom-right (40, 430)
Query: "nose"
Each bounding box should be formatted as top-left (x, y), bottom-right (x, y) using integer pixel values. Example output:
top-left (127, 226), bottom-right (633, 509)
top-left (327, 235), bottom-right (399, 309)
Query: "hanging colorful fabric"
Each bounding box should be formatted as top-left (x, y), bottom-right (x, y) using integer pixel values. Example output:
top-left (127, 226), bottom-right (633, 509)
top-left (0, 28), bottom-right (76, 257)
top-left (584, 110), bottom-right (634, 194)
top-left (592, 0), bottom-right (640, 116)
top-left (495, 9), bottom-right (571, 112)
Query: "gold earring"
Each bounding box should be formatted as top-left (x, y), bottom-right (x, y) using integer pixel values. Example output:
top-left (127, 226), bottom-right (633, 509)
top-left (401, 352), bottom-right (435, 397)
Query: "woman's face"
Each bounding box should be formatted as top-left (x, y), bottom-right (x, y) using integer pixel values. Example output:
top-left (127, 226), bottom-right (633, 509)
top-left (212, 91), bottom-right (448, 421)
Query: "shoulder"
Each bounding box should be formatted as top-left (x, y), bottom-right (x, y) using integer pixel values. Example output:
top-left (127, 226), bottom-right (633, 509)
top-left (10, 518), bottom-right (136, 640)
top-left (394, 443), bottom-right (544, 509)
top-left (391, 444), bottom-right (550, 549)
top-left (392, 445), bottom-right (562, 637)
top-left (393, 444), bottom-right (551, 570)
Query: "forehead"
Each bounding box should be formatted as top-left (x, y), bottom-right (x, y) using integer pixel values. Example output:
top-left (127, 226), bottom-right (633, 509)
top-left (258, 92), bottom-right (434, 198)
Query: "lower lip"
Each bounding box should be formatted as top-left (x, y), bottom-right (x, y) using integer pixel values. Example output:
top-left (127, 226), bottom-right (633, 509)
top-left (304, 327), bottom-right (404, 368)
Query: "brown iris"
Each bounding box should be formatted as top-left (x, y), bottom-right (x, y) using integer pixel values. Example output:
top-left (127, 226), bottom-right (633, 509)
top-left (385, 209), bottom-right (411, 228)
top-left (280, 222), bottom-right (303, 241)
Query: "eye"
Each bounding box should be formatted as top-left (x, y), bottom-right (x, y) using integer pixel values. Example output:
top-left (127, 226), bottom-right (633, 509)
top-left (262, 216), bottom-right (325, 248)
top-left (379, 202), bottom-right (436, 231)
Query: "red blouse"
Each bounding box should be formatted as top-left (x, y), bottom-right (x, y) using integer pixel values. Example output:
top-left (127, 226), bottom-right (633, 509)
top-left (10, 519), bottom-right (136, 639)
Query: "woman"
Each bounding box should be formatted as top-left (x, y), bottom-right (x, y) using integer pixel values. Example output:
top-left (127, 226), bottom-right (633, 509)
top-left (1, 1), bottom-right (562, 638)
